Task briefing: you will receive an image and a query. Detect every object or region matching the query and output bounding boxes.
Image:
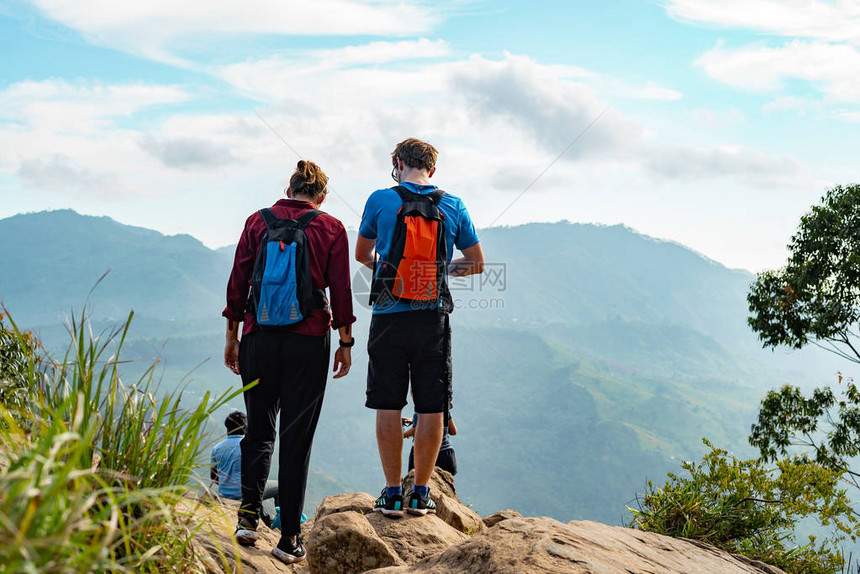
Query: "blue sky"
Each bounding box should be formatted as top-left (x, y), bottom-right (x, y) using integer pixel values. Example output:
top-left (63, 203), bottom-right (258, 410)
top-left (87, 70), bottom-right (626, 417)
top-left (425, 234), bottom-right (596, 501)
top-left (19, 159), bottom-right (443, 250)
top-left (1, 0), bottom-right (859, 272)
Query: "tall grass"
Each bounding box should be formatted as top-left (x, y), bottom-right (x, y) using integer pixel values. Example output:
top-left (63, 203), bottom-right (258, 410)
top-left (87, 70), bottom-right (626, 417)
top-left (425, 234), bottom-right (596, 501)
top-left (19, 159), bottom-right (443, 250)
top-left (0, 307), bottom-right (245, 572)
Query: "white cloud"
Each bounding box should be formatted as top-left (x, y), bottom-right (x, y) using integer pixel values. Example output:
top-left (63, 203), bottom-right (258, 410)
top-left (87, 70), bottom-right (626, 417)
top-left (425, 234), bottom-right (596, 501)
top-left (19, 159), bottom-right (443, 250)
top-left (667, 1), bottom-right (860, 113)
top-left (27, 0), bottom-right (447, 64)
top-left (627, 81), bottom-right (683, 101)
top-left (218, 38), bottom-right (451, 102)
top-left (138, 135), bottom-right (237, 170)
top-left (833, 110), bottom-right (860, 122)
top-left (696, 40), bottom-right (860, 102)
top-left (644, 143), bottom-right (802, 187)
top-left (17, 154), bottom-right (119, 194)
top-left (665, 0), bottom-right (860, 45)
top-left (762, 95), bottom-right (814, 115)
top-left (0, 53), bottom-right (810, 248)
top-left (688, 108), bottom-right (745, 129)
top-left (0, 79), bottom-right (204, 198)
top-left (0, 79), bottom-right (192, 131)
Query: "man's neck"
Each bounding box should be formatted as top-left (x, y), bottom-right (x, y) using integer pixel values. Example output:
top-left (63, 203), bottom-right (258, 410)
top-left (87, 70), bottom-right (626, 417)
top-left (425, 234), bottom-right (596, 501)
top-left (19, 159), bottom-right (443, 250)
top-left (400, 178), bottom-right (432, 186)
top-left (399, 167), bottom-right (432, 185)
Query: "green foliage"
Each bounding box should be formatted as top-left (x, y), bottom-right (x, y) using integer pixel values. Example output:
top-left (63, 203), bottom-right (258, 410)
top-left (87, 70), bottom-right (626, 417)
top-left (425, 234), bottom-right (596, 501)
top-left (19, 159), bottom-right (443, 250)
top-left (750, 383), bottom-right (860, 492)
top-left (0, 310), bottom-right (39, 411)
top-left (748, 184), bottom-right (860, 362)
top-left (629, 439), bottom-right (854, 574)
top-left (0, 307), bottom-right (245, 572)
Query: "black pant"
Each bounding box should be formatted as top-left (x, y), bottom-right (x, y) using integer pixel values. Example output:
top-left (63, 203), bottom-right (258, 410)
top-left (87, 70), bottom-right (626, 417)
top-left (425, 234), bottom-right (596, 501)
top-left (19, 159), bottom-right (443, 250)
top-left (238, 329), bottom-right (330, 537)
top-left (407, 447), bottom-right (458, 476)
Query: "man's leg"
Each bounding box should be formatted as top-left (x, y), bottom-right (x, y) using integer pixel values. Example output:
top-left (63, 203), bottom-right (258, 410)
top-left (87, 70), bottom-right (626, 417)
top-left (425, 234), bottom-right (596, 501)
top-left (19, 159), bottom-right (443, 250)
top-left (262, 479), bottom-right (279, 505)
top-left (261, 479), bottom-right (279, 526)
top-left (406, 311), bottom-right (451, 514)
top-left (238, 332), bottom-right (279, 529)
top-left (366, 312), bottom-right (410, 517)
top-left (412, 412), bottom-right (443, 486)
top-left (435, 448), bottom-right (457, 477)
top-left (376, 409), bottom-right (404, 487)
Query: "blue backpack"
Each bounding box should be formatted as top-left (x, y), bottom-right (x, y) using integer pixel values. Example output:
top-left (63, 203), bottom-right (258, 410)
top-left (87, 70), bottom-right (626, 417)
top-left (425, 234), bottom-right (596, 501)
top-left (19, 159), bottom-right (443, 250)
top-left (248, 208), bottom-right (326, 326)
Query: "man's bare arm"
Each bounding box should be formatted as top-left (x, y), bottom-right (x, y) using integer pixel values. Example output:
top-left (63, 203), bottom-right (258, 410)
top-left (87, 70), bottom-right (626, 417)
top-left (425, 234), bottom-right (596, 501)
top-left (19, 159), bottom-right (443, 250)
top-left (449, 242), bottom-right (485, 277)
top-left (355, 235), bottom-right (377, 270)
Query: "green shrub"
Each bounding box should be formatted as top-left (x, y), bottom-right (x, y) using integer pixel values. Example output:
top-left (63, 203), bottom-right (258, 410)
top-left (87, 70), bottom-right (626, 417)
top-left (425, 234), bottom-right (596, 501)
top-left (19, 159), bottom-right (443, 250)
top-left (0, 308), bottom-right (245, 572)
top-left (0, 310), bottom-right (39, 412)
top-left (628, 439), bottom-right (856, 574)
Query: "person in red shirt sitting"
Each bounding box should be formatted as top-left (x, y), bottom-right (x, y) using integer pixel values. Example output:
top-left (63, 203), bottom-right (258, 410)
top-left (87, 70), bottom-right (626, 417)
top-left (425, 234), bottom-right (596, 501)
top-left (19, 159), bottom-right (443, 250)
top-left (222, 160), bottom-right (356, 565)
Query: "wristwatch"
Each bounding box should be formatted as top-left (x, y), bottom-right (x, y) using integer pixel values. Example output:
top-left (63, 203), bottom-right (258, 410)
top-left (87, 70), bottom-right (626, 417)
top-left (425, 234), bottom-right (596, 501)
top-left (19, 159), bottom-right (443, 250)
top-left (338, 338), bottom-right (355, 348)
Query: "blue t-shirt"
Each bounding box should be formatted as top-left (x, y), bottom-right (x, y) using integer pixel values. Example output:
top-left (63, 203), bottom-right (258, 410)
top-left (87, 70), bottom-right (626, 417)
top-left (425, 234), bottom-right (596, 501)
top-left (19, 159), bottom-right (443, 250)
top-left (359, 181), bottom-right (480, 314)
top-left (211, 435), bottom-right (242, 500)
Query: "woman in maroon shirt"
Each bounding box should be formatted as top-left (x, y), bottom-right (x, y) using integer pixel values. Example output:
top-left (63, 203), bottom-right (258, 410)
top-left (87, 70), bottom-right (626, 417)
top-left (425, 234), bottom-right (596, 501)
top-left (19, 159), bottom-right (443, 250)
top-left (222, 160), bottom-right (356, 564)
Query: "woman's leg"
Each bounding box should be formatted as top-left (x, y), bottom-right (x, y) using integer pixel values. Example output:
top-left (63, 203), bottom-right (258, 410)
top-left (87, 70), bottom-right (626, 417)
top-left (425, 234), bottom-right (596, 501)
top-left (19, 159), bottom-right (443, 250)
top-left (276, 332), bottom-right (331, 539)
top-left (238, 332), bottom-right (281, 527)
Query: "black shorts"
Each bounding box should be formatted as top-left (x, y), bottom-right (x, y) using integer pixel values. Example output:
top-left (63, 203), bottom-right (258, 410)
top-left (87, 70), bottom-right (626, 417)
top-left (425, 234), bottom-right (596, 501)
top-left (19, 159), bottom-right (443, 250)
top-left (365, 309), bottom-right (452, 413)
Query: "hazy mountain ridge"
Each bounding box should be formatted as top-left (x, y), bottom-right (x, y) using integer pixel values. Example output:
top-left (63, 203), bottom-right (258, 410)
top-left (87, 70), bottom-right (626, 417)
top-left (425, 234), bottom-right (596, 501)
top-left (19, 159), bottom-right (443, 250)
top-left (0, 209), bottom-right (231, 325)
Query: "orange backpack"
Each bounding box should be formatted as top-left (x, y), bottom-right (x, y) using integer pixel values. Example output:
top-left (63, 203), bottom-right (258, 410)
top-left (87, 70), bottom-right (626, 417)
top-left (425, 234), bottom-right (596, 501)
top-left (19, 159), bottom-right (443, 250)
top-left (369, 186), bottom-right (453, 311)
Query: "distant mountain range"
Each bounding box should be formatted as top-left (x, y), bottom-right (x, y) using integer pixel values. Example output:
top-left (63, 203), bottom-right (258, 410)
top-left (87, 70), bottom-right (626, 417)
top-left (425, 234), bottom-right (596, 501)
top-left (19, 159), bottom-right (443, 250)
top-left (0, 209), bottom-right (833, 524)
top-left (0, 209), bottom-right (230, 325)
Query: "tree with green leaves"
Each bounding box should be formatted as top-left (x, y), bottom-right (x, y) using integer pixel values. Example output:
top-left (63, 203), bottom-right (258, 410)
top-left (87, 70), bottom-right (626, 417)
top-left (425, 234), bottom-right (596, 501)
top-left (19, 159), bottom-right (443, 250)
top-left (748, 184), bottom-right (860, 363)
top-left (747, 183), bottom-right (860, 493)
top-left (629, 439), bottom-right (855, 574)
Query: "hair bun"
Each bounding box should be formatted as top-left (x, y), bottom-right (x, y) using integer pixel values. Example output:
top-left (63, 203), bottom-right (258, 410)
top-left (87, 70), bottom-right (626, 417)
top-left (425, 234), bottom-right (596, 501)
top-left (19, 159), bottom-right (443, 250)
top-left (290, 160), bottom-right (328, 199)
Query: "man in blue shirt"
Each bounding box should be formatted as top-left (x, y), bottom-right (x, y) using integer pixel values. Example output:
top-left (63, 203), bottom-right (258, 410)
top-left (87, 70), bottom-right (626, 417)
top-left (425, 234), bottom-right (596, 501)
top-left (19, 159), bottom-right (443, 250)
top-left (211, 411), bottom-right (278, 523)
top-left (356, 138), bottom-right (484, 517)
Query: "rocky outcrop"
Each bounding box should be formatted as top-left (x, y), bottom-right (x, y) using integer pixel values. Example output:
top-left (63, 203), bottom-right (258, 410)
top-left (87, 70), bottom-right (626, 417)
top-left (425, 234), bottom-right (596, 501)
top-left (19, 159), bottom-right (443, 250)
top-left (186, 471), bottom-right (785, 574)
top-left (481, 509), bottom-right (522, 528)
top-left (369, 517), bottom-right (787, 574)
top-left (315, 492), bottom-right (378, 520)
top-left (307, 510), bottom-right (404, 573)
top-left (401, 469), bottom-right (485, 535)
top-left (305, 492), bottom-right (469, 573)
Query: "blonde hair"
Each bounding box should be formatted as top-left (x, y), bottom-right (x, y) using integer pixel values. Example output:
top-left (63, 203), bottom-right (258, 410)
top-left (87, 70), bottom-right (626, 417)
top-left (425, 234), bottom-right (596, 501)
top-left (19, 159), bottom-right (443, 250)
top-left (289, 160), bottom-right (328, 200)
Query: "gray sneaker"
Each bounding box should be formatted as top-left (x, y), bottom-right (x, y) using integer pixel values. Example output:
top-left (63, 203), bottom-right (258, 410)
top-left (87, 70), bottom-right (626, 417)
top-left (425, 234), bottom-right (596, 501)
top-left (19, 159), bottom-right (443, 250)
top-left (234, 516), bottom-right (259, 546)
top-left (272, 536), bottom-right (306, 564)
top-left (406, 489), bottom-right (437, 516)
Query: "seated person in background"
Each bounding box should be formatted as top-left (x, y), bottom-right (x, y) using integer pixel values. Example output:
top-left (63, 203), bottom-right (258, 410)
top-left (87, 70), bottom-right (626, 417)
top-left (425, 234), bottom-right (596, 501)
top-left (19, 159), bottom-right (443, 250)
top-left (403, 411), bottom-right (458, 477)
top-left (211, 411), bottom-right (279, 524)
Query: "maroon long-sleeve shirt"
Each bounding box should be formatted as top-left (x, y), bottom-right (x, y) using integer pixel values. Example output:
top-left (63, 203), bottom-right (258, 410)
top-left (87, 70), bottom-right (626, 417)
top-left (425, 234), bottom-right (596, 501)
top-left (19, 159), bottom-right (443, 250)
top-left (222, 199), bottom-right (356, 337)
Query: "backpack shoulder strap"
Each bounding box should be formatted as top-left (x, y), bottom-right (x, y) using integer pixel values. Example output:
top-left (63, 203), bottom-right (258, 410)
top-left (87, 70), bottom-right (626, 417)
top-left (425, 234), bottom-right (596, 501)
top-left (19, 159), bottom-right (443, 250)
top-left (428, 189), bottom-right (445, 205)
top-left (259, 208), bottom-right (279, 230)
top-left (390, 185), bottom-right (411, 201)
top-left (296, 209), bottom-right (322, 230)
top-left (391, 185), bottom-right (445, 204)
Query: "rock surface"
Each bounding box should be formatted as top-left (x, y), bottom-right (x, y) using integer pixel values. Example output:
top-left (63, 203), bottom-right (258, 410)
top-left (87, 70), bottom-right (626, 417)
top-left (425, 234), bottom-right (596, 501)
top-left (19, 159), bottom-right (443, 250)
top-left (401, 469), bottom-right (485, 535)
top-left (307, 510), bottom-right (405, 574)
top-left (185, 497), bottom-right (310, 573)
top-left (369, 517), bottom-right (787, 574)
top-left (481, 509), bottom-right (522, 528)
top-left (185, 472), bottom-right (786, 574)
top-left (305, 491), bottom-right (469, 573)
top-left (315, 492), bottom-right (378, 520)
